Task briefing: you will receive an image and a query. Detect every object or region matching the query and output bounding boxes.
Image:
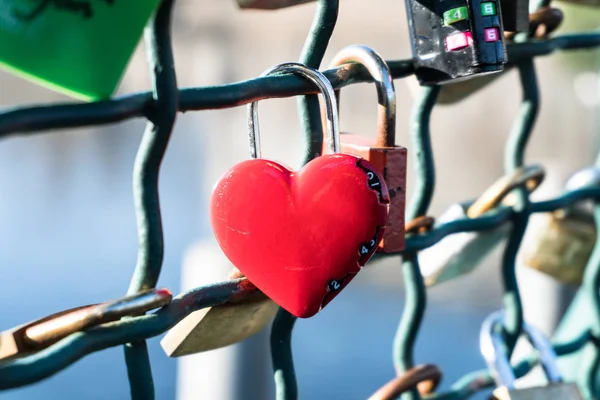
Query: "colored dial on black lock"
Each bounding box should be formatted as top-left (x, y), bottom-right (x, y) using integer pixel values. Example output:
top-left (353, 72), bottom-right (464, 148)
top-left (404, 0), bottom-right (507, 85)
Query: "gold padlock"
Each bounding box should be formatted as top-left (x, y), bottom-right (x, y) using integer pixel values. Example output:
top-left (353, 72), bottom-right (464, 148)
top-left (521, 166), bottom-right (599, 286)
top-left (419, 164), bottom-right (545, 286)
top-left (160, 268), bottom-right (278, 357)
top-left (480, 310), bottom-right (584, 399)
top-left (522, 208), bottom-right (595, 286)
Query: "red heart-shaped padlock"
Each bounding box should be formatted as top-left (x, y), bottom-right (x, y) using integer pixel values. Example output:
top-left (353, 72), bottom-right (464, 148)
top-left (209, 153), bottom-right (389, 318)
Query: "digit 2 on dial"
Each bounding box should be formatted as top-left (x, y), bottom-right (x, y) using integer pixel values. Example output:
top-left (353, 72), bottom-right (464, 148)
top-left (404, 0), bottom-right (507, 85)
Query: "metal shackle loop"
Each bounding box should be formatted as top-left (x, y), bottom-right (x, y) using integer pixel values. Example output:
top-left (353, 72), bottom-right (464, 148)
top-left (479, 310), bottom-right (563, 389)
top-left (480, 311), bottom-right (516, 388)
top-left (247, 62), bottom-right (340, 159)
top-left (466, 164), bottom-right (546, 218)
top-left (405, 215), bottom-right (435, 235)
top-left (328, 44), bottom-right (396, 148)
top-left (367, 364), bottom-right (442, 400)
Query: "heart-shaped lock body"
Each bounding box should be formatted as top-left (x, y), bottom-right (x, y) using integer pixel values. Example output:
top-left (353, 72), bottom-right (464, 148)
top-left (210, 154), bottom-right (388, 318)
top-left (210, 62), bottom-right (390, 318)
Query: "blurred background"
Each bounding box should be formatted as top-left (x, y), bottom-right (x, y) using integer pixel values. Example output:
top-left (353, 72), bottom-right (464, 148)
top-left (0, 0), bottom-right (600, 398)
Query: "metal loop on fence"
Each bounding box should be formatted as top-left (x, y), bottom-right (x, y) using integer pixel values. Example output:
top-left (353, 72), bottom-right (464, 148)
top-left (248, 62), bottom-right (340, 159)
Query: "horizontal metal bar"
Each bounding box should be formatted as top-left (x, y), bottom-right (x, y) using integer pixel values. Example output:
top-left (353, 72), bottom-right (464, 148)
top-left (396, 187), bottom-right (600, 255)
top-left (0, 32), bottom-right (599, 137)
top-left (0, 278), bottom-right (258, 389)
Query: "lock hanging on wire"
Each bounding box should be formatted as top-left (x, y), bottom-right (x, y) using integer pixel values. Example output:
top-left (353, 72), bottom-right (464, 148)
top-left (209, 62), bottom-right (390, 318)
top-left (403, 0), bottom-right (508, 85)
top-left (521, 166), bottom-right (600, 286)
top-left (480, 310), bottom-right (584, 399)
top-left (323, 44), bottom-right (408, 253)
top-left (419, 164), bottom-right (545, 286)
top-left (417, 7), bottom-right (564, 105)
top-left (161, 267), bottom-right (278, 357)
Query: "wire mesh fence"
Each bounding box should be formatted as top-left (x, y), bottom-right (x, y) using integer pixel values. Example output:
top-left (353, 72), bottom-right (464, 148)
top-left (1, 0), bottom-right (600, 399)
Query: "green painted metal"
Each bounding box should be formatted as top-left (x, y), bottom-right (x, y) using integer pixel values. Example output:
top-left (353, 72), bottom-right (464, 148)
top-left (395, 85), bottom-right (439, 400)
top-left (1, 0), bottom-right (600, 399)
top-left (271, 308), bottom-right (299, 400)
top-left (297, 0), bottom-right (339, 165)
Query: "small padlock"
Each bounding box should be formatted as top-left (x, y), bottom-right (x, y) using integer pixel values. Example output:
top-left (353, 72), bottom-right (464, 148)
top-left (521, 167), bottom-right (600, 286)
top-left (419, 164), bottom-right (544, 286)
top-left (161, 267), bottom-right (278, 357)
top-left (235, 0), bottom-right (315, 9)
top-left (404, 0), bottom-right (508, 85)
top-left (433, 7), bottom-right (564, 105)
top-left (324, 44), bottom-right (408, 253)
top-left (480, 310), bottom-right (584, 399)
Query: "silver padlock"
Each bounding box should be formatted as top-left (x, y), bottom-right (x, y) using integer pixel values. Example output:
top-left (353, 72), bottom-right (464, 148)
top-left (521, 166), bottom-right (600, 286)
top-left (419, 165), bottom-right (545, 286)
top-left (480, 310), bottom-right (584, 399)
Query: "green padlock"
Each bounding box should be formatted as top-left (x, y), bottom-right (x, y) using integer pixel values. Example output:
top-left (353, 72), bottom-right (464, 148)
top-left (0, 0), bottom-right (161, 101)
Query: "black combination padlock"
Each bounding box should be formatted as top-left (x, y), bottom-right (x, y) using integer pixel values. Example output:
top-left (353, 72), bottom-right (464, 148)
top-left (405, 0), bottom-right (508, 85)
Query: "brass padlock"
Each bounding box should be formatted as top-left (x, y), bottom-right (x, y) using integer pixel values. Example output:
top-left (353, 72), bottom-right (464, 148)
top-left (480, 310), bottom-right (584, 399)
top-left (324, 44), bottom-right (408, 253)
top-left (235, 0), bottom-right (315, 9)
top-left (160, 268), bottom-right (278, 357)
top-left (419, 165), bottom-right (545, 286)
top-left (521, 166), bottom-right (600, 286)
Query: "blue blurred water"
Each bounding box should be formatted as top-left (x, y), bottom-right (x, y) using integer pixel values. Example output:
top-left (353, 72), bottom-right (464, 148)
top-left (0, 119), bottom-right (498, 399)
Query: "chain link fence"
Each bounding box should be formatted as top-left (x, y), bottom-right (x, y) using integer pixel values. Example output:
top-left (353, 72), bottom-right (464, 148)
top-left (1, 0), bottom-right (600, 399)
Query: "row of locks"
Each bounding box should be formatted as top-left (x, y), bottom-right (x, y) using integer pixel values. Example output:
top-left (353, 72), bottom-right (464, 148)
top-left (1, 39), bottom-right (593, 397)
top-left (192, 3), bottom-right (595, 398)
top-left (0, 0), bottom-right (597, 399)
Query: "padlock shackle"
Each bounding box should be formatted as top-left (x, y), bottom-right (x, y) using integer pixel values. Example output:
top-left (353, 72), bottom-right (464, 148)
top-left (367, 364), bottom-right (442, 400)
top-left (480, 311), bottom-right (516, 388)
top-left (405, 215), bottom-right (435, 235)
top-left (480, 310), bottom-right (564, 389)
top-left (466, 164), bottom-right (545, 218)
top-left (328, 45), bottom-right (396, 148)
top-left (247, 62), bottom-right (340, 159)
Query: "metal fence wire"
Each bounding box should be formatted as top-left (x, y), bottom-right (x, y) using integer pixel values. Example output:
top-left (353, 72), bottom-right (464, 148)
top-left (2, 0), bottom-right (600, 399)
